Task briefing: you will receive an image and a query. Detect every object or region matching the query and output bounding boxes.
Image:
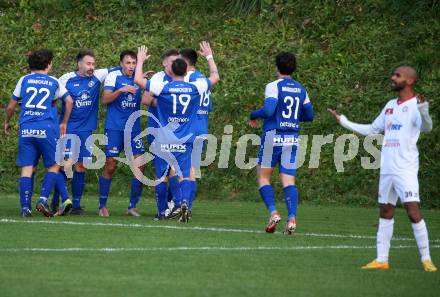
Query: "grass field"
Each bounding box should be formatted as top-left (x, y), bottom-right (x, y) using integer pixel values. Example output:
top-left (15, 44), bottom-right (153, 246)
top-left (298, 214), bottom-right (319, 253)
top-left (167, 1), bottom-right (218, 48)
top-left (0, 195), bottom-right (439, 297)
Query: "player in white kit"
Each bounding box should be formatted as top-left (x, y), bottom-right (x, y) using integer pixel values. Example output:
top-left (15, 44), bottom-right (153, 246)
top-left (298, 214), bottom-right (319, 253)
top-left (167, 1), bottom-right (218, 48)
top-left (328, 65), bottom-right (436, 272)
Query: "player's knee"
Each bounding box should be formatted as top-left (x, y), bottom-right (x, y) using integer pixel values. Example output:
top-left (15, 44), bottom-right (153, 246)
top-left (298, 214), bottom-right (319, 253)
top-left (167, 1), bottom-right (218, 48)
top-left (379, 204), bottom-right (394, 219)
top-left (280, 174), bottom-right (295, 188)
top-left (258, 177), bottom-right (270, 187)
top-left (47, 164), bottom-right (60, 173)
top-left (138, 165), bottom-right (145, 173)
top-left (104, 158), bottom-right (118, 175)
top-left (405, 203), bottom-right (422, 223)
top-left (75, 162), bottom-right (86, 172)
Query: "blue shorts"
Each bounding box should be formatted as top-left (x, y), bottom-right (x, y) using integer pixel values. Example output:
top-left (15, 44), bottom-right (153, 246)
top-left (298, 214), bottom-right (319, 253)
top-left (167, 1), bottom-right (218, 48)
top-left (257, 130), bottom-right (299, 176)
top-left (17, 123), bottom-right (59, 168)
top-left (63, 130), bottom-right (93, 162)
top-left (152, 142), bottom-right (193, 179)
top-left (105, 129), bottom-right (145, 157)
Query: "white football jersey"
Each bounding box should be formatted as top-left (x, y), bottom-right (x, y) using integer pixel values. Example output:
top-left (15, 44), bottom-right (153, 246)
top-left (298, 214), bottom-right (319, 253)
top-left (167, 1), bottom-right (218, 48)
top-left (370, 97), bottom-right (422, 175)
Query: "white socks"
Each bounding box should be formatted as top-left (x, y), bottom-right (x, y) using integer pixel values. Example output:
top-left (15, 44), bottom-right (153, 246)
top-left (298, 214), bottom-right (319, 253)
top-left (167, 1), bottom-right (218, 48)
top-left (376, 218), bottom-right (394, 262)
top-left (412, 219), bottom-right (431, 262)
top-left (376, 218), bottom-right (431, 263)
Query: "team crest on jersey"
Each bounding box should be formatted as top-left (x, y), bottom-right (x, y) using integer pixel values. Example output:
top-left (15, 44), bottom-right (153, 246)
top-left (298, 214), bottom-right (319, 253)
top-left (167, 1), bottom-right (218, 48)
top-left (402, 106), bottom-right (408, 112)
top-left (88, 80), bottom-right (95, 88)
top-left (385, 108), bottom-right (394, 115)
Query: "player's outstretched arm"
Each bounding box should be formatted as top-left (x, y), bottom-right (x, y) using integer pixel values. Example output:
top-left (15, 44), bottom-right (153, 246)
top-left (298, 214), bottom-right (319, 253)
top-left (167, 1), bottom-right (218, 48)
top-left (327, 108), bottom-right (379, 136)
top-left (60, 95), bottom-right (73, 136)
top-left (4, 99), bottom-right (18, 135)
top-left (199, 41), bottom-right (220, 85)
top-left (134, 45), bottom-right (151, 90)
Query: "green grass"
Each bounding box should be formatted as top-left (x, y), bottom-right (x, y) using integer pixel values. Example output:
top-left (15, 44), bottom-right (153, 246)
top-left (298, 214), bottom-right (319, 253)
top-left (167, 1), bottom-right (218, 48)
top-left (0, 194), bottom-right (439, 297)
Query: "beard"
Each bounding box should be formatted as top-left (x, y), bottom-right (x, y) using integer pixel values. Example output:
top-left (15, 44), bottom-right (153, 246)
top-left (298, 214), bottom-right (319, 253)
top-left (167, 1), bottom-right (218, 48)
top-left (391, 80), bottom-right (405, 91)
top-left (86, 69), bottom-right (94, 76)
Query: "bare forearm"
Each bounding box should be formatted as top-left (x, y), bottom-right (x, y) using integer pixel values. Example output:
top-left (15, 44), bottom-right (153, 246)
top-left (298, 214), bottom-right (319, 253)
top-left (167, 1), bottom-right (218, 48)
top-left (61, 96), bottom-right (73, 124)
top-left (141, 91), bottom-right (155, 106)
top-left (134, 60), bottom-right (147, 89)
top-left (5, 100), bottom-right (17, 123)
top-left (102, 90), bottom-right (121, 104)
top-left (207, 58), bottom-right (220, 85)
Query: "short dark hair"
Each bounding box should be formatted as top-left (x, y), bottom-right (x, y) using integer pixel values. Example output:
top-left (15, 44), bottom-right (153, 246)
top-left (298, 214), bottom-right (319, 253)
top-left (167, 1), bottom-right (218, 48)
top-left (28, 49), bottom-right (53, 71)
top-left (171, 58), bottom-right (187, 76)
top-left (179, 48), bottom-right (198, 66)
top-left (119, 50), bottom-right (137, 62)
top-left (275, 52), bottom-right (296, 75)
top-left (161, 48), bottom-right (179, 60)
top-left (76, 49), bottom-right (95, 62)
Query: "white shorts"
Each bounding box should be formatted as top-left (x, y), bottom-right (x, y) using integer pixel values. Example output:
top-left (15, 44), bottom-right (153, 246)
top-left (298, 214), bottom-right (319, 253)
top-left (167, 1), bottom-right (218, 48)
top-left (378, 174), bottom-right (420, 205)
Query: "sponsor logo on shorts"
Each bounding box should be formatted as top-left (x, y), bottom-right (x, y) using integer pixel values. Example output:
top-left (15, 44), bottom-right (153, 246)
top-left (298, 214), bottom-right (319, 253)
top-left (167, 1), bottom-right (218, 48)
top-left (21, 129), bottom-right (47, 138)
top-left (273, 136), bottom-right (299, 146)
top-left (160, 144), bottom-right (187, 153)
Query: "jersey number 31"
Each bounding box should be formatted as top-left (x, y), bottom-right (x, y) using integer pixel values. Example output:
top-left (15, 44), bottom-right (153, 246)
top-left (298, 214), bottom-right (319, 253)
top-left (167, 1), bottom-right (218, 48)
top-left (282, 96), bottom-right (299, 119)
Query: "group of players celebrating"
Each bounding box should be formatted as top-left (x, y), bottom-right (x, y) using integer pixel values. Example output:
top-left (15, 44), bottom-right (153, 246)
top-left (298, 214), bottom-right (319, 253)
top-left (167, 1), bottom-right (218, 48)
top-left (5, 42), bottom-right (218, 224)
top-left (4, 42), bottom-right (437, 271)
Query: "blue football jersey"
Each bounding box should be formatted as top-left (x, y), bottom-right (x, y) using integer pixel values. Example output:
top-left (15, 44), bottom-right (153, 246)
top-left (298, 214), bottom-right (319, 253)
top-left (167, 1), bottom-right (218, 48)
top-left (12, 73), bottom-right (68, 127)
top-left (103, 70), bottom-right (142, 132)
top-left (148, 71), bottom-right (172, 129)
top-left (185, 70), bottom-right (212, 135)
top-left (59, 68), bottom-right (114, 132)
top-left (262, 78), bottom-right (311, 132)
top-left (146, 78), bottom-right (211, 143)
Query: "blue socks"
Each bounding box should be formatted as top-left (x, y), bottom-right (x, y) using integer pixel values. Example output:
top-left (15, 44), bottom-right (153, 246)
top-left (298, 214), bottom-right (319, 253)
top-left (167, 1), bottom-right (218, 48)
top-left (189, 180), bottom-right (197, 209)
top-left (28, 173), bottom-right (35, 209)
top-left (72, 171), bottom-right (85, 209)
top-left (169, 175), bottom-right (182, 206)
top-left (51, 170), bottom-right (67, 208)
top-left (40, 172), bottom-right (58, 202)
top-left (99, 176), bottom-right (112, 209)
top-left (167, 185), bottom-right (173, 202)
top-left (155, 181), bottom-right (168, 216)
top-left (180, 180), bottom-right (192, 206)
top-left (128, 178), bottom-right (143, 209)
top-left (259, 185), bottom-right (277, 213)
top-left (56, 172), bottom-right (69, 203)
top-left (19, 177), bottom-right (32, 211)
top-left (283, 185), bottom-right (298, 220)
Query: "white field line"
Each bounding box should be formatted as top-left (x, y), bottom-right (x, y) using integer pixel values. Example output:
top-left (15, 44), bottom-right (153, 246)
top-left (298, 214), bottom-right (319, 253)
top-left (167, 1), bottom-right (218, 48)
top-left (1, 245), bottom-right (439, 253)
top-left (1, 218), bottom-right (439, 243)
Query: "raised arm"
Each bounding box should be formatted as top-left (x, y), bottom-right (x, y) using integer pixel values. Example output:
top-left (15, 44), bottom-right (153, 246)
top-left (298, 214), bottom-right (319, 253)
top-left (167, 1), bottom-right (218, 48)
top-left (134, 45), bottom-right (151, 90)
top-left (198, 41), bottom-right (220, 85)
top-left (417, 96), bottom-right (433, 132)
